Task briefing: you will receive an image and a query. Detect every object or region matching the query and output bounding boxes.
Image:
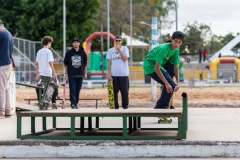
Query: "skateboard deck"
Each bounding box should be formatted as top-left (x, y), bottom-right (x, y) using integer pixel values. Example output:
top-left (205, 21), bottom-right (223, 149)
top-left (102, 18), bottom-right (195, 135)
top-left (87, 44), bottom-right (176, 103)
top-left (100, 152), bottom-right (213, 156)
top-left (158, 117), bottom-right (172, 124)
top-left (40, 78), bottom-right (57, 110)
top-left (62, 80), bottom-right (66, 109)
top-left (107, 80), bottom-right (115, 109)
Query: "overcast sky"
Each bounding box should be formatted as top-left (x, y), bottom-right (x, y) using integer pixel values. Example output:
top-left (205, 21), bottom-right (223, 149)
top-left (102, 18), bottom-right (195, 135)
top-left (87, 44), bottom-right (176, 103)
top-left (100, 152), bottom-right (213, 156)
top-left (163, 0), bottom-right (240, 36)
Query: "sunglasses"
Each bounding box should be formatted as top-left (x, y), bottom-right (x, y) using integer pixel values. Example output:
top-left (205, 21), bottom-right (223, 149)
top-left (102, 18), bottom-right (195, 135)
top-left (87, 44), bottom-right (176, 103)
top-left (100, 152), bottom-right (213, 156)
top-left (115, 40), bottom-right (121, 42)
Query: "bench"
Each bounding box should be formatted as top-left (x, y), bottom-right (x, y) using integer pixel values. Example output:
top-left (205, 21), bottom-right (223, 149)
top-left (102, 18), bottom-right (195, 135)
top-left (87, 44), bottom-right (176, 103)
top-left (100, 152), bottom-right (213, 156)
top-left (83, 80), bottom-right (107, 88)
top-left (24, 98), bottom-right (102, 109)
top-left (17, 93), bottom-right (188, 140)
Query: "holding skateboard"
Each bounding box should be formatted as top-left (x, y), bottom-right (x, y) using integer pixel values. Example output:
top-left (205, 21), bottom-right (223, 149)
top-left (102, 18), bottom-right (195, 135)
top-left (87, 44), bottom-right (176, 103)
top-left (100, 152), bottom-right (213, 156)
top-left (35, 36), bottom-right (56, 110)
top-left (106, 35), bottom-right (130, 109)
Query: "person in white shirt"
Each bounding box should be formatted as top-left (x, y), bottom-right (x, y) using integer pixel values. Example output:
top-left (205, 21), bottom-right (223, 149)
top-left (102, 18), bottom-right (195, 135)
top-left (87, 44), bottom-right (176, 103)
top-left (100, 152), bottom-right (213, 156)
top-left (107, 35), bottom-right (129, 109)
top-left (35, 36), bottom-right (56, 110)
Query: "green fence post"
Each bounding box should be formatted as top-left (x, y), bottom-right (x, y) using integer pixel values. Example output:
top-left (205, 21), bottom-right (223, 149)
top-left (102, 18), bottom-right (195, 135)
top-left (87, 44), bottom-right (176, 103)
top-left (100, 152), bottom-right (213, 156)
top-left (42, 117), bottom-right (46, 131)
top-left (17, 116), bottom-right (22, 138)
top-left (31, 117), bottom-right (35, 134)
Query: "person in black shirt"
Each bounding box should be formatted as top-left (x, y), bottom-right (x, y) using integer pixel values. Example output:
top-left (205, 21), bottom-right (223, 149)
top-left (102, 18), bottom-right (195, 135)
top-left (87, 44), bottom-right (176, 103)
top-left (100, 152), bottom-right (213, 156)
top-left (63, 38), bottom-right (87, 109)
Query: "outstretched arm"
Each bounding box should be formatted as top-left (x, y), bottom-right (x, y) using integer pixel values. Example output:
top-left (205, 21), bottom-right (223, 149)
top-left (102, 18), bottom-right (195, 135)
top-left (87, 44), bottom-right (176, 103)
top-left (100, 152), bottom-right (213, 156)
top-left (154, 62), bottom-right (173, 93)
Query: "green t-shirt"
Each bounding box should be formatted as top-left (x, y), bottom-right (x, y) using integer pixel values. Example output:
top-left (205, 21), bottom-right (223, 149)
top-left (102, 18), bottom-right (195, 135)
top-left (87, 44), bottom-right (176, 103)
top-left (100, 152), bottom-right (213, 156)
top-left (142, 43), bottom-right (180, 74)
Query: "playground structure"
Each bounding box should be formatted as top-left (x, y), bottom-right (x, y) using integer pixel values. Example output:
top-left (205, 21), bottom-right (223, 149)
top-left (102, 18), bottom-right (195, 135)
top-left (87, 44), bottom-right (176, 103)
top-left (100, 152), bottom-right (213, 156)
top-left (210, 57), bottom-right (240, 81)
top-left (209, 34), bottom-right (240, 61)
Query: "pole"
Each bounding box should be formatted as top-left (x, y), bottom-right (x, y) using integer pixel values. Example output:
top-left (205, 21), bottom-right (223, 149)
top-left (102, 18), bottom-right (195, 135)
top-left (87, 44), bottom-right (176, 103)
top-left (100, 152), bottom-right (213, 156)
top-left (63, 0), bottom-right (66, 76)
top-left (130, 0), bottom-right (132, 81)
top-left (100, 0), bottom-right (104, 80)
top-left (107, 0), bottom-right (110, 51)
top-left (175, 0), bottom-right (178, 31)
top-left (151, 17), bottom-right (158, 101)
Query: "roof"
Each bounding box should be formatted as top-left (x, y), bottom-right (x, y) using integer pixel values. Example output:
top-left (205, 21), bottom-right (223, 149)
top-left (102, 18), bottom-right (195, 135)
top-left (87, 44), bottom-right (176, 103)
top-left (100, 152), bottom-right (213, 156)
top-left (121, 32), bottom-right (149, 49)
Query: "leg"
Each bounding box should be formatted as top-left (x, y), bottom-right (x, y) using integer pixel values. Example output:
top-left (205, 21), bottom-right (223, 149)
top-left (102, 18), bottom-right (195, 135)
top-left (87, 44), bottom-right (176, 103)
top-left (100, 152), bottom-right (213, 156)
top-left (0, 64), bottom-right (12, 116)
top-left (39, 76), bottom-right (51, 109)
top-left (69, 77), bottom-right (77, 107)
top-left (119, 76), bottom-right (129, 109)
top-left (51, 87), bottom-right (57, 104)
top-left (112, 76), bottom-right (120, 109)
top-left (148, 70), bottom-right (175, 109)
top-left (75, 77), bottom-right (83, 107)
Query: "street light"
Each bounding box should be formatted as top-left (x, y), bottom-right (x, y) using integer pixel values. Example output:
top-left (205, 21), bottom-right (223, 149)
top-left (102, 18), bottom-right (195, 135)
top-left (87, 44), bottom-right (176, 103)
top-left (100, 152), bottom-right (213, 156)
top-left (140, 21), bottom-right (151, 27)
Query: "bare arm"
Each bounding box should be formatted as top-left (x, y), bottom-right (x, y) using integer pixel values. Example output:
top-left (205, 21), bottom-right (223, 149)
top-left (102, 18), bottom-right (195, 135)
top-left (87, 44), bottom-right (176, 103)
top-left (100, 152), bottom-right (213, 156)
top-left (173, 65), bottom-right (180, 92)
top-left (154, 62), bottom-right (173, 93)
top-left (36, 62), bottom-right (40, 80)
top-left (116, 46), bottom-right (128, 61)
top-left (107, 59), bottom-right (111, 81)
top-left (49, 62), bottom-right (56, 78)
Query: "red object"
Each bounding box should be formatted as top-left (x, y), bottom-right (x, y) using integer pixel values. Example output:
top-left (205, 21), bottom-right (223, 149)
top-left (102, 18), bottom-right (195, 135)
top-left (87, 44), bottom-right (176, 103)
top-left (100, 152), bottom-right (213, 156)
top-left (202, 50), bottom-right (207, 56)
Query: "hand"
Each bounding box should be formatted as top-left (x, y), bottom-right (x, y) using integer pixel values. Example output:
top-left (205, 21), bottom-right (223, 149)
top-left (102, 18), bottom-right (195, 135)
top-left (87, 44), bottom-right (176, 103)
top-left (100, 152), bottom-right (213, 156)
top-left (108, 74), bottom-right (112, 82)
top-left (36, 74), bottom-right (40, 81)
top-left (65, 74), bottom-right (68, 80)
top-left (115, 45), bottom-right (121, 51)
top-left (174, 83), bottom-right (180, 92)
top-left (53, 73), bottom-right (57, 79)
top-left (165, 82), bottom-right (173, 93)
top-left (84, 74), bottom-right (87, 80)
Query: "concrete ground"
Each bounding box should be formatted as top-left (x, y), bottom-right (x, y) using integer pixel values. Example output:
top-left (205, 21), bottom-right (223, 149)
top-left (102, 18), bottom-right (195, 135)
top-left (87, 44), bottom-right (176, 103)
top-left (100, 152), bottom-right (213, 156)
top-left (1, 108), bottom-right (240, 141)
top-left (1, 108), bottom-right (240, 158)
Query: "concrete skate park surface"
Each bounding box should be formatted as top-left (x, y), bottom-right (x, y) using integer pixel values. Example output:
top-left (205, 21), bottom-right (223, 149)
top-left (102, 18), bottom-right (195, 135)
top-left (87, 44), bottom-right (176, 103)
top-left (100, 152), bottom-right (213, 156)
top-left (1, 108), bottom-right (240, 158)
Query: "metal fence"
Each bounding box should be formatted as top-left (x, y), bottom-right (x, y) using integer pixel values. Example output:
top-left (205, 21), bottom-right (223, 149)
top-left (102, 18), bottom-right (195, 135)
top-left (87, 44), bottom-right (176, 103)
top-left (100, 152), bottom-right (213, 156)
top-left (13, 37), bottom-right (63, 83)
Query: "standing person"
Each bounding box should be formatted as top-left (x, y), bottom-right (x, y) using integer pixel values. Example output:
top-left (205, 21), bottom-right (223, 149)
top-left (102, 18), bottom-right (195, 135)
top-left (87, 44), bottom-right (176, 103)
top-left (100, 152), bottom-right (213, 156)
top-left (64, 38), bottom-right (87, 109)
top-left (202, 49), bottom-right (207, 62)
top-left (107, 35), bottom-right (129, 109)
top-left (198, 49), bottom-right (202, 63)
top-left (143, 31), bottom-right (184, 109)
top-left (36, 36), bottom-right (56, 110)
top-left (0, 20), bottom-right (13, 118)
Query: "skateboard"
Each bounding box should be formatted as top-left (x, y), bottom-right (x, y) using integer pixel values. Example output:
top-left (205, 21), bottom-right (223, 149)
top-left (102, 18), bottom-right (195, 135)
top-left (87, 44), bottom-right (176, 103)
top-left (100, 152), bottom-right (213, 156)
top-left (62, 79), bottom-right (66, 109)
top-left (158, 117), bottom-right (172, 124)
top-left (40, 78), bottom-right (57, 110)
top-left (107, 80), bottom-right (115, 109)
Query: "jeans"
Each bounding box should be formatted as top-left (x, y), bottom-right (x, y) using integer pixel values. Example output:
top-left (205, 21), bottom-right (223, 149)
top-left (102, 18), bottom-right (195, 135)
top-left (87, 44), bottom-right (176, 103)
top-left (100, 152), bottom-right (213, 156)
top-left (148, 70), bottom-right (176, 109)
top-left (69, 77), bottom-right (83, 106)
top-left (112, 76), bottom-right (129, 109)
top-left (0, 64), bottom-right (12, 115)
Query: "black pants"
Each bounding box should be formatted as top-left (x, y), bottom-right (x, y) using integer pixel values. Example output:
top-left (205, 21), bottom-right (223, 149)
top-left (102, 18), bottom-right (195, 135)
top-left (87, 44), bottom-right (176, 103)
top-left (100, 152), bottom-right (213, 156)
top-left (112, 76), bottom-right (129, 109)
top-left (36, 87), bottom-right (58, 104)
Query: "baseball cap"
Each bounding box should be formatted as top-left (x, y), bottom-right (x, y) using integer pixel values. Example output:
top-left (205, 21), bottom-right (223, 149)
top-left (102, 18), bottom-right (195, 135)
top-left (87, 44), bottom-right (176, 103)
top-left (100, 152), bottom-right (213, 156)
top-left (114, 35), bottom-right (122, 40)
top-left (172, 31), bottom-right (184, 40)
top-left (72, 37), bottom-right (80, 43)
top-left (0, 20), bottom-right (4, 25)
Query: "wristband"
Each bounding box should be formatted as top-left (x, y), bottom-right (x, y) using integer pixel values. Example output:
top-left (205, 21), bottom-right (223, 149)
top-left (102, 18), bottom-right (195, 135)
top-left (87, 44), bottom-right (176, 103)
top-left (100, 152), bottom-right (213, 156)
top-left (64, 72), bottom-right (68, 74)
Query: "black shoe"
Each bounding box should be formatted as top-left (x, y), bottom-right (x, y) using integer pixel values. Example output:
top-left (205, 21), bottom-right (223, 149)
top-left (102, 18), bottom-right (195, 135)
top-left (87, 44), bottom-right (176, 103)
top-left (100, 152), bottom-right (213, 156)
top-left (52, 103), bottom-right (57, 109)
top-left (75, 105), bottom-right (79, 109)
top-left (5, 115), bottom-right (11, 118)
top-left (170, 105), bottom-right (175, 109)
top-left (123, 106), bottom-right (128, 109)
top-left (71, 105), bottom-right (76, 109)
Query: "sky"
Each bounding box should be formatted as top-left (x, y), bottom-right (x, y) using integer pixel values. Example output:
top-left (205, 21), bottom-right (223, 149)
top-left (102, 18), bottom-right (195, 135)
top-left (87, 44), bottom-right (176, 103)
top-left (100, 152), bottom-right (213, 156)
top-left (163, 0), bottom-right (240, 36)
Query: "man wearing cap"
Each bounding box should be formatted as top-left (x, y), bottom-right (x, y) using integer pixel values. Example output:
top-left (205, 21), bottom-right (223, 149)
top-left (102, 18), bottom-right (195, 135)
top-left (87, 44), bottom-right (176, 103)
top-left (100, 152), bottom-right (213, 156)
top-left (64, 38), bottom-right (87, 109)
top-left (107, 35), bottom-right (130, 109)
top-left (0, 20), bottom-right (14, 118)
top-left (143, 31), bottom-right (184, 109)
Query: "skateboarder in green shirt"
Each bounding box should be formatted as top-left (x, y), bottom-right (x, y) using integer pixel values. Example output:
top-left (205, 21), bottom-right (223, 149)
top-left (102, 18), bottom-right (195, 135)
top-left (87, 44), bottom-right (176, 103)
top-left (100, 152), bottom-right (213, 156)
top-left (142, 31), bottom-right (184, 109)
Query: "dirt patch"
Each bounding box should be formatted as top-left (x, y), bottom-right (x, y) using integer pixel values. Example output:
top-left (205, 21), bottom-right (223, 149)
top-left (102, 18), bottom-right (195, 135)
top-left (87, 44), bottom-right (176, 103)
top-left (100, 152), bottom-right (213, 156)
top-left (16, 86), bottom-right (240, 105)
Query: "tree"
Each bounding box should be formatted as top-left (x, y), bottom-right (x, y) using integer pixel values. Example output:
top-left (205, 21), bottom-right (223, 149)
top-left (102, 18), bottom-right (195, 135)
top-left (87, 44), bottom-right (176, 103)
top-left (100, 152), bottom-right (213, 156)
top-left (0, 0), bottom-right (100, 50)
top-left (181, 21), bottom-right (212, 54)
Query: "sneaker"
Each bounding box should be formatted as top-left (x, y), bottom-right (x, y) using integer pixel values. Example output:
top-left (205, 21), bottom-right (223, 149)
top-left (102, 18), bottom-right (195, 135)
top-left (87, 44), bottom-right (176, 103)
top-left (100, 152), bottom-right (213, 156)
top-left (170, 105), bottom-right (175, 109)
top-left (5, 115), bottom-right (11, 118)
top-left (0, 113), bottom-right (5, 119)
top-left (52, 103), bottom-right (57, 109)
top-left (71, 105), bottom-right (76, 109)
